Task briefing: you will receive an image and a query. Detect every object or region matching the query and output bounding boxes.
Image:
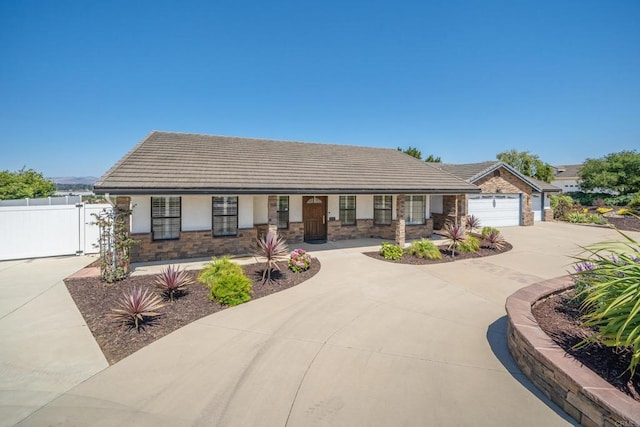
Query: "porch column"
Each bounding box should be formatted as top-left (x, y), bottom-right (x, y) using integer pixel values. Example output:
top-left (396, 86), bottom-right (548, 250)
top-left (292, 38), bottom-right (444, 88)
top-left (115, 196), bottom-right (132, 233)
top-left (395, 195), bottom-right (406, 247)
top-left (267, 195), bottom-right (278, 234)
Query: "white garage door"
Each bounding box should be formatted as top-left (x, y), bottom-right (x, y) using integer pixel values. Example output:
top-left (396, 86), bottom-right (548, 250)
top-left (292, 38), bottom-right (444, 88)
top-left (468, 194), bottom-right (521, 227)
top-left (532, 193), bottom-right (542, 222)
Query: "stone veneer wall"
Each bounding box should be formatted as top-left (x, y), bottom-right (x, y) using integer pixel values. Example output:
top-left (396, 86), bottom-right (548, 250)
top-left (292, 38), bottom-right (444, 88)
top-left (432, 195), bottom-right (467, 230)
top-left (475, 168), bottom-right (534, 226)
top-left (130, 228), bottom-right (258, 262)
top-left (544, 208), bottom-right (554, 222)
top-left (327, 219), bottom-right (433, 242)
top-left (506, 277), bottom-right (640, 427)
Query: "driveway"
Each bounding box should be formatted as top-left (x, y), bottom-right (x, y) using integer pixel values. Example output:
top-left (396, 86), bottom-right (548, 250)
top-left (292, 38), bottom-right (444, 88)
top-left (15, 222), bottom-right (637, 426)
top-left (0, 256), bottom-right (108, 427)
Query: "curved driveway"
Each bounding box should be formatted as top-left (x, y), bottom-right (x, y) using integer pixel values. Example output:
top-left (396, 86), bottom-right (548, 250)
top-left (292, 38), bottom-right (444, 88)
top-left (18, 222), bottom-right (637, 426)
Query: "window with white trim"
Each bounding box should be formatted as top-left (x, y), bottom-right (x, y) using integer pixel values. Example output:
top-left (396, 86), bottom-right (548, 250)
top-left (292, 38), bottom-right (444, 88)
top-left (374, 195), bottom-right (392, 225)
top-left (406, 195), bottom-right (425, 225)
top-left (212, 196), bottom-right (238, 237)
top-left (340, 195), bottom-right (356, 226)
top-left (151, 196), bottom-right (181, 240)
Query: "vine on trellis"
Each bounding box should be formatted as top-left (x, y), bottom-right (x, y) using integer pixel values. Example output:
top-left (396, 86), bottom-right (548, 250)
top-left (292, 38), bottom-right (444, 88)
top-left (92, 206), bottom-right (138, 283)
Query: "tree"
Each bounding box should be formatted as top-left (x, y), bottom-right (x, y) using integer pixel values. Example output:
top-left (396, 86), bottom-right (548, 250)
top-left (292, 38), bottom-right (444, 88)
top-left (579, 150), bottom-right (640, 195)
top-left (496, 149), bottom-right (554, 182)
top-left (397, 147), bottom-right (442, 162)
top-left (397, 146), bottom-right (422, 160)
top-left (0, 168), bottom-right (56, 200)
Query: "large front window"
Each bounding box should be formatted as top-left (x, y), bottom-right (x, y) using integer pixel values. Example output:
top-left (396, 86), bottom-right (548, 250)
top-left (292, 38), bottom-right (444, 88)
top-left (340, 196), bottom-right (356, 225)
top-left (406, 195), bottom-right (425, 225)
top-left (374, 195), bottom-right (392, 225)
top-left (213, 196), bottom-right (238, 236)
top-left (277, 196), bottom-right (289, 229)
top-left (151, 196), bottom-right (181, 240)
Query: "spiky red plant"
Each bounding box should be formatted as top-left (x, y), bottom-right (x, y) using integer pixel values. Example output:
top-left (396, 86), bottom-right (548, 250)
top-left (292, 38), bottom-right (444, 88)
top-left (109, 287), bottom-right (165, 331)
top-left (255, 231), bottom-right (289, 284)
top-left (443, 222), bottom-right (467, 257)
top-left (155, 265), bottom-right (194, 301)
top-left (484, 229), bottom-right (506, 250)
top-left (465, 214), bottom-right (481, 233)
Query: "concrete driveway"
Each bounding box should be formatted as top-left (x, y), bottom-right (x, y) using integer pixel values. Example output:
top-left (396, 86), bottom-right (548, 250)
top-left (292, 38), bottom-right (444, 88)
top-left (14, 222), bottom-right (638, 426)
top-left (0, 256), bottom-right (108, 427)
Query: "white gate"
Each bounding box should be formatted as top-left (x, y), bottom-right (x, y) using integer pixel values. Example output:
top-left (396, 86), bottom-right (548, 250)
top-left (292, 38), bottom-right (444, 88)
top-left (0, 203), bottom-right (112, 261)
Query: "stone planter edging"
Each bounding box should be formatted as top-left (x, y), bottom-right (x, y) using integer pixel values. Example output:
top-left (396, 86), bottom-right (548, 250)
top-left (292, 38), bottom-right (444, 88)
top-left (505, 276), bottom-right (640, 427)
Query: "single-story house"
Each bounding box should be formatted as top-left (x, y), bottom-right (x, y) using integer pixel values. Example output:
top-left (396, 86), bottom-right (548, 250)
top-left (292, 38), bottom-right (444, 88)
top-left (429, 161), bottom-right (561, 227)
top-left (551, 164), bottom-right (582, 193)
top-left (94, 131), bottom-right (480, 262)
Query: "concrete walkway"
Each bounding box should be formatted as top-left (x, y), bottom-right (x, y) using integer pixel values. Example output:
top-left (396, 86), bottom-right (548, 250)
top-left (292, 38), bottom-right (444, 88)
top-left (0, 256), bottom-right (108, 427)
top-left (14, 222), bottom-right (639, 426)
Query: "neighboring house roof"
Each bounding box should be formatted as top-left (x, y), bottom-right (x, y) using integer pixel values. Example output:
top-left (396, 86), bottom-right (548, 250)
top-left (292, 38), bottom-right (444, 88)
top-left (94, 131), bottom-right (480, 195)
top-left (428, 161), bottom-right (561, 193)
top-left (553, 164), bottom-right (582, 179)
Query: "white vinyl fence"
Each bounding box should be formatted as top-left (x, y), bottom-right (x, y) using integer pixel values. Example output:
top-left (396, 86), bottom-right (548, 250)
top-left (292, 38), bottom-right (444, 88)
top-left (0, 200), bottom-right (112, 261)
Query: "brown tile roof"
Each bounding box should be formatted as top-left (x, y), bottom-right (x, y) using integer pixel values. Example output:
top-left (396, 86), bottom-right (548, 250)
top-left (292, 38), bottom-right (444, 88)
top-left (94, 131), bottom-right (480, 195)
top-left (429, 161), bottom-right (561, 193)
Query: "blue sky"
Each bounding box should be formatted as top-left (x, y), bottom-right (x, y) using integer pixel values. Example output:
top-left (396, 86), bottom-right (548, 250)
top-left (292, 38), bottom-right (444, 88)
top-left (1, 0), bottom-right (639, 177)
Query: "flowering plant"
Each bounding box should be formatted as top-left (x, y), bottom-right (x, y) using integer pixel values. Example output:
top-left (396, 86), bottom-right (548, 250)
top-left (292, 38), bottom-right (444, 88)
top-left (288, 248), bottom-right (311, 273)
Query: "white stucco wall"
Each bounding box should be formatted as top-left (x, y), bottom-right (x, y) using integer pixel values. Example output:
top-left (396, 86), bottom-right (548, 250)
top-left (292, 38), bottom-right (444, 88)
top-left (357, 195), bottom-right (373, 219)
top-left (327, 195), bottom-right (340, 221)
top-left (253, 195), bottom-right (268, 224)
top-left (182, 195), bottom-right (211, 231)
top-left (131, 195), bottom-right (151, 233)
top-left (289, 196), bottom-right (302, 222)
top-left (238, 195), bottom-right (254, 228)
top-left (424, 195), bottom-right (431, 219)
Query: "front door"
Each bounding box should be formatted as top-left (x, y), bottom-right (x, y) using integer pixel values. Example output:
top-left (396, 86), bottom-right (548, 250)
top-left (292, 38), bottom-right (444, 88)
top-left (303, 196), bottom-right (327, 242)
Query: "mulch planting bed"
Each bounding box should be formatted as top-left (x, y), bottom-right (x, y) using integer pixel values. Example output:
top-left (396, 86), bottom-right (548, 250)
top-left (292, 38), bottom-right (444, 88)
top-left (364, 242), bottom-right (512, 264)
top-left (532, 289), bottom-right (640, 401)
top-left (606, 215), bottom-right (640, 232)
top-left (65, 259), bottom-right (320, 365)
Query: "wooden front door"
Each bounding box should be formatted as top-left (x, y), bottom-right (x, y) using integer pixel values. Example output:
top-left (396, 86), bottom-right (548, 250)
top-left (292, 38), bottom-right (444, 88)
top-left (303, 196), bottom-right (327, 242)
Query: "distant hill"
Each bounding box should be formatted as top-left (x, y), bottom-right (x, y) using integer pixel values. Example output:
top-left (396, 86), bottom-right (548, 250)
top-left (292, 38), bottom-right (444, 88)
top-left (48, 176), bottom-right (98, 185)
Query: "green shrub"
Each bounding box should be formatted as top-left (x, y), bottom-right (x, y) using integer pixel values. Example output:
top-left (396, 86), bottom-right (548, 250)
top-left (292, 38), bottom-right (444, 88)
top-left (566, 212), bottom-right (607, 225)
top-left (550, 194), bottom-right (575, 220)
top-left (406, 239), bottom-right (442, 260)
top-left (209, 272), bottom-right (253, 306)
top-left (198, 257), bottom-right (253, 306)
top-left (629, 192), bottom-right (640, 208)
top-left (380, 242), bottom-right (403, 260)
top-left (481, 226), bottom-right (500, 238)
top-left (458, 235), bottom-right (480, 253)
top-left (572, 225), bottom-right (640, 374)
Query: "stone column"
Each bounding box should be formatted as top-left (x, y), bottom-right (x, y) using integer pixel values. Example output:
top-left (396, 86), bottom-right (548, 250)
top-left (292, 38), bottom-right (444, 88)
top-left (395, 195), bottom-right (406, 247)
top-left (267, 195), bottom-right (278, 235)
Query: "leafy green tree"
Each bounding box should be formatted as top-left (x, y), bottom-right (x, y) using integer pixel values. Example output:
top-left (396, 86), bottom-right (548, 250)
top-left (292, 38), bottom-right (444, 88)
top-left (0, 168), bottom-right (56, 200)
top-left (397, 146), bottom-right (422, 160)
top-left (397, 147), bottom-right (442, 162)
top-left (579, 150), bottom-right (640, 195)
top-left (496, 149), bottom-right (554, 182)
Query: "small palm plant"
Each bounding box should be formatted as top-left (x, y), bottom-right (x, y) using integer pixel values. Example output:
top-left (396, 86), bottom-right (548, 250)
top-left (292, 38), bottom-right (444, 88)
top-left (256, 231), bottom-right (289, 284)
top-left (155, 265), bottom-right (193, 301)
top-left (484, 229), bottom-right (505, 250)
top-left (465, 214), bottom-right (481, 234)
top-left (109, 287), bottom-right (165, 331)
top-left (443, 222), bottom-right (466, 257)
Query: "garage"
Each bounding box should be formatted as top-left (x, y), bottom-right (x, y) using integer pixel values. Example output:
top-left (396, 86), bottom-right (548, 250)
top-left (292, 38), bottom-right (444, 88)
top-left (468, 194), bottom-right (521, 227)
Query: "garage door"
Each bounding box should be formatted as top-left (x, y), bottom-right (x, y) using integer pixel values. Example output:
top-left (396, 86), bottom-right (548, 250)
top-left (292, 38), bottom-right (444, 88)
top-left (532, 193), bottom-right (542, 222)
top-left (468, 194), bottom-right (521, 227)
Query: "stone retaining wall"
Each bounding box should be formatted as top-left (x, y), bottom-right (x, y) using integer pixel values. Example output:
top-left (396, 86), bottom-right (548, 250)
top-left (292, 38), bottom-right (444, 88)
top-left (506, 277), bottom-right (640, 427)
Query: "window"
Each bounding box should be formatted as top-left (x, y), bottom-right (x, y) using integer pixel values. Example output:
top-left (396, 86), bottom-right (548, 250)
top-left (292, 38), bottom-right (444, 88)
top-left (406, 195), bottom-right (425, 225)
top-left (374, 195), bottom-right (392, 225)
top-left (277, 196), bottom-right (289, 229)
top-left (151, 196), bottom-right (181, 240)
top-left (340, 196), bottom-right (356, 225)
top-left (212, 196), bottom-right (238, 236)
